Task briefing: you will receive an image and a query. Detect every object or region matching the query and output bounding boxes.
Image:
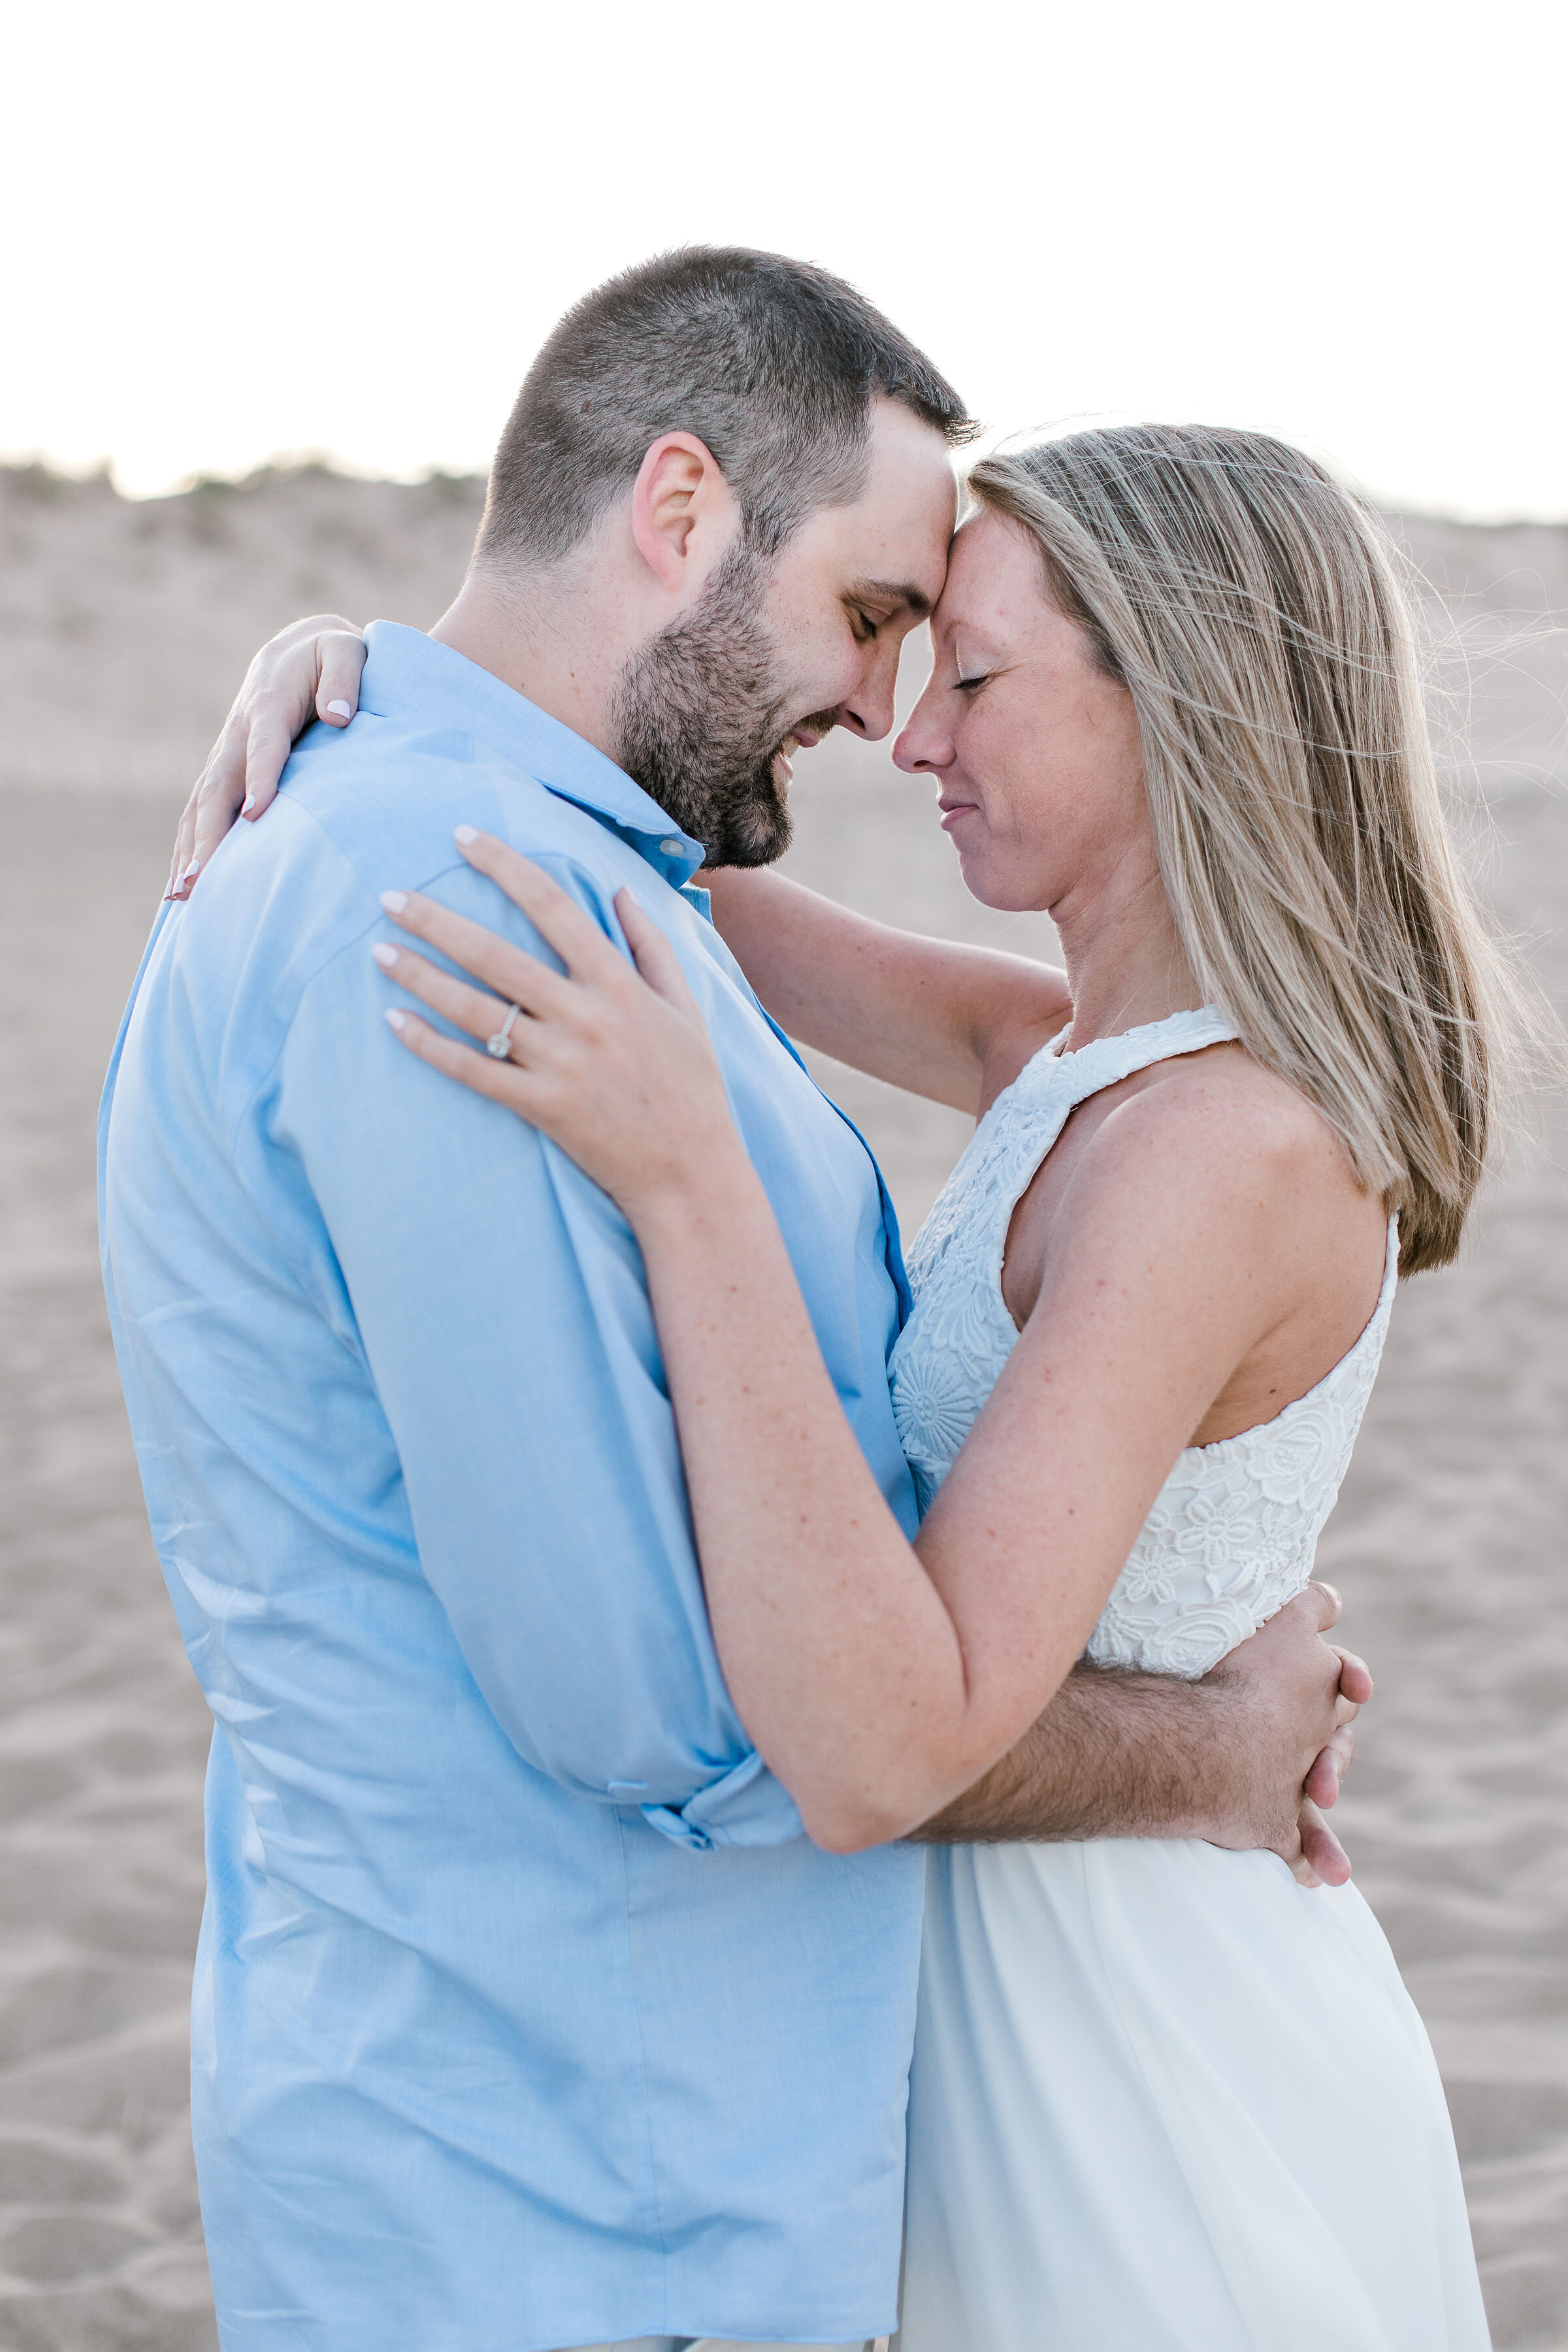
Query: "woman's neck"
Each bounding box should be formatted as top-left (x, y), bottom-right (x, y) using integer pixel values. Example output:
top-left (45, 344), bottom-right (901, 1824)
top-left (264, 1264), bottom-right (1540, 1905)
top-left (1053, 868), bottom-right (1203, 1051)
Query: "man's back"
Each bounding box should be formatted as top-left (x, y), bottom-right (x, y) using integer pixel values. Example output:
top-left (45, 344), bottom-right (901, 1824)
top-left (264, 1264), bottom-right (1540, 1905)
top-left (99, 625), bottom-right (925, 2352)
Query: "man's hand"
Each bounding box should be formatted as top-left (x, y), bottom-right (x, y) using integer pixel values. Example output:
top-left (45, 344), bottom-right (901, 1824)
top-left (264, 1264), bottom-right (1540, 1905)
top-left (166, 616), bottom-right (368, 900)
top-left (1202, 1581), bottom-right (1371, 1889)
top-left (912, 1578), bottom-right (1371, 1880)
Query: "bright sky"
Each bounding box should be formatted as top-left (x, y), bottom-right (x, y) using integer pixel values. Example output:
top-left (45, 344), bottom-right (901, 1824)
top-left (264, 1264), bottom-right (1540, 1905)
top-left (7, 0), bottom-right (1564, 515)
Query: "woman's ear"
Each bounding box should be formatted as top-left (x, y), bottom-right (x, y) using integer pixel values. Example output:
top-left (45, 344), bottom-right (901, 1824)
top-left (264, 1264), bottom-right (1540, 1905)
top-left (629, 433), bottom-right (740, 596)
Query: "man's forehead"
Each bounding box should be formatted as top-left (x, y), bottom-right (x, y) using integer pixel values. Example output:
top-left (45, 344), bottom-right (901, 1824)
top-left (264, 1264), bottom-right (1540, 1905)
top-left (839, 470), bottom-right (955, 597)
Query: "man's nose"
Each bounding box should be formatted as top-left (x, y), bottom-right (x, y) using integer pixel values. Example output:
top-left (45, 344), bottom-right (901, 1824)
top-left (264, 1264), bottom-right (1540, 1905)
top-left (835, 645), bottom-right (901, 742)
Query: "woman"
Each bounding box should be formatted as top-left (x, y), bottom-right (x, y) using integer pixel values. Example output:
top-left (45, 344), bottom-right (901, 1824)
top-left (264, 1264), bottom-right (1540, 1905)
top-left (193, 426), bottom-right (1498, 2345)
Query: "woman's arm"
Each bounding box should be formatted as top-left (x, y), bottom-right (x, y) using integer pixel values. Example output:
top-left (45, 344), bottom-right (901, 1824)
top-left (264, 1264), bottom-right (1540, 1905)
top-left (373, 834), bottom-right (1357, 1854)
top-left (706, 868), bottom-right (1071, 1113)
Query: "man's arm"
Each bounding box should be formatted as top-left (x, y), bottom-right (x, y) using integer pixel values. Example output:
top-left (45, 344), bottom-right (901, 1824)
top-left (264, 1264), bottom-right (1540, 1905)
top-left (913, 1584), bottom-right (1369, 1887)
top-left (252, 812), bottom-right (804, 1854)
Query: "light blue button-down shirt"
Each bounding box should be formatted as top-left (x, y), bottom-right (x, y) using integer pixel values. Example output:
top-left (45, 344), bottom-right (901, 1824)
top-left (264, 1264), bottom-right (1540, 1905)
top-left (98, 623), bottom-right (927, 2352)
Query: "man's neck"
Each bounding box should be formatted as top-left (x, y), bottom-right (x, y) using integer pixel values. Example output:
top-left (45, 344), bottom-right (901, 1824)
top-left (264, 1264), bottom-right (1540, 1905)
top-left (429, 566), bottom-right (625, 764)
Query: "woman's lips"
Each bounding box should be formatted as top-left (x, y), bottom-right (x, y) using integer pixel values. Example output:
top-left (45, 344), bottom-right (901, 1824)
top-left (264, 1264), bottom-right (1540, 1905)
top-left (938, 798), bottom-right (980, 833)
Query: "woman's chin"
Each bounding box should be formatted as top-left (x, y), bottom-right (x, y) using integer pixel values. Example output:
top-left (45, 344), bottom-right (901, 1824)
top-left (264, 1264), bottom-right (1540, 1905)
top-left (951, 840), bottom-right (1039, 915)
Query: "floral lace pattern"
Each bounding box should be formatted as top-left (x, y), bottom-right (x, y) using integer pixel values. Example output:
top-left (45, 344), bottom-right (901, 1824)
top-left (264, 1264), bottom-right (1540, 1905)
top-left (889, 1008), bottom-right (1399, 1678)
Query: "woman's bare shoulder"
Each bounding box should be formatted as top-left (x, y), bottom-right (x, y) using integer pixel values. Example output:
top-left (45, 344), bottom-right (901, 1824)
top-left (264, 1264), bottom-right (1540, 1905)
top-left (1000, 1039), bottom-right (1388, 1424)
top-left (1047, 1041), bottom-right (1386, 1322)
top-left (1129, 1043), bottom-right (1367, 1189)
top-left (1068, 1045), bottom-right (1369, 1232)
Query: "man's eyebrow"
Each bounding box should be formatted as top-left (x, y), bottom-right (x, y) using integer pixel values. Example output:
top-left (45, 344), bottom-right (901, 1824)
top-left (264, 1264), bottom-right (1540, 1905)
top-left (847, 578), bottom-right (934, 619)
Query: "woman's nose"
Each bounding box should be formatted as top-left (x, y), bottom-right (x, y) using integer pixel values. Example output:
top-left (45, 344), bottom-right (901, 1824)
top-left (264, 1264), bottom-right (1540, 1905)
top-left (893, 686), bottom-right (952, 774)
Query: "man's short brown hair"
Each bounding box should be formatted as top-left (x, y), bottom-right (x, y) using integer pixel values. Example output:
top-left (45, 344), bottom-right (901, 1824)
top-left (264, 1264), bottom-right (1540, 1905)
top-left (477, 246), bottom-right (975, 566)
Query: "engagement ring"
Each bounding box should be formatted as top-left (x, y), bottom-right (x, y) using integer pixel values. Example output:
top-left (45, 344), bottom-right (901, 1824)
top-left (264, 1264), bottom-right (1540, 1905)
top-left (486, 1004), bottom-right (522, 1060)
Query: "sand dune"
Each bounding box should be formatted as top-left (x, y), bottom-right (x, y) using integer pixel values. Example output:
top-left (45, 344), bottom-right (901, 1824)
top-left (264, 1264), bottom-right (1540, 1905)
top-left (1, 463), bottom-right (1563, 2349)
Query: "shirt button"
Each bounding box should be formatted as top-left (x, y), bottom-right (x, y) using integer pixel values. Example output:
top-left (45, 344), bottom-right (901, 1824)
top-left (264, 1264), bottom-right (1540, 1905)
top-left (660, 838), bottom-right (683, 857)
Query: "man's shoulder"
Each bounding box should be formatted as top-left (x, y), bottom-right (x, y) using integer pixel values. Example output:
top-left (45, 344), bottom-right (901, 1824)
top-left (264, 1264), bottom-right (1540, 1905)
top-left (127, 715), bottom-right (655, 1125)
top-left (280, 710), bottom-right (638, 907)
top-left (190, 712), bottom-right (648, 989)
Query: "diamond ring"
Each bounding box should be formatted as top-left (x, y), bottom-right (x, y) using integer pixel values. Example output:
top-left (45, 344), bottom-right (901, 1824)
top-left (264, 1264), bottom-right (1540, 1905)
top-left (486, 1004), bottom-right (523, 1060)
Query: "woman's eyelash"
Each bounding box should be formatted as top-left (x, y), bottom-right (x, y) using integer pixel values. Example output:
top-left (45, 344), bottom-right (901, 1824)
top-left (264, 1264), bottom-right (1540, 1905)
top-left (954, 672), bottom-right (989, 693)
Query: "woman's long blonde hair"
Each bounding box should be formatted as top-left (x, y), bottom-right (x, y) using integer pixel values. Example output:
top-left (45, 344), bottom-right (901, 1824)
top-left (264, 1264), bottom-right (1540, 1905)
top-left (970, 423), bottom-right (1517, 1273)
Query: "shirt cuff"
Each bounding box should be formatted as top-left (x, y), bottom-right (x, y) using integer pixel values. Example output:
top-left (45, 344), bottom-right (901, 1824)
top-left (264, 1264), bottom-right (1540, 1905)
top-left (610, 1750), bottom-right (804, 1851)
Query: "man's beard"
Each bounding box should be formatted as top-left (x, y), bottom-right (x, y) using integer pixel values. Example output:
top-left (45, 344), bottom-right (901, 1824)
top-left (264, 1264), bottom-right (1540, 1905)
top-left (610, 542), bottom-right (833, 870)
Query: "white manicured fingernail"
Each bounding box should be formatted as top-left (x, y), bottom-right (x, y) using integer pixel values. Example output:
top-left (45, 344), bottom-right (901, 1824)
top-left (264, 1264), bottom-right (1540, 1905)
top-left (241, 794), bottom-right (257, 816)
top-left (454, 825), bottom-right (479, 845)
top-left (327, 699), bottom-right (353, 720)
top-left (183, 858), bottom-right (201, 881)
top-left (385, 1008), bottom-right (408, 1032)
top-left (371, 943), bottom-right (398, 969)
top-left (380, 889), bottom-right (408, 914)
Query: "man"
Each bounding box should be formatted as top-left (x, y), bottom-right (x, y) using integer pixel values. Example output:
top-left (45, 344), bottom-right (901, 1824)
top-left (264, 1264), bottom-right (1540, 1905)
top-left (105, 248), bottom-right (1362, 2352)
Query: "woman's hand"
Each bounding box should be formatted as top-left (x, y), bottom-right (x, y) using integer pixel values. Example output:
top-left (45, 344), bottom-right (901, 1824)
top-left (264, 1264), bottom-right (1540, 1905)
top-left (375, 828), bottom-right (742, 1218)
top-left (167, 615), bottom-right (368, 900)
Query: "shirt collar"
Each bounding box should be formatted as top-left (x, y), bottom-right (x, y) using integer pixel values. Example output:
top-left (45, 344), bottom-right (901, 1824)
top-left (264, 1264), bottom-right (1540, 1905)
top-left (357, 620), bottom-right (707, 889)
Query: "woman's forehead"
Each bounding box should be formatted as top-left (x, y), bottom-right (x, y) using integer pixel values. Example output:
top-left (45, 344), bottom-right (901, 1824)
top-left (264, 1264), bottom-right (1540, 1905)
top-left (932, 509), bottom-right (1043, 635)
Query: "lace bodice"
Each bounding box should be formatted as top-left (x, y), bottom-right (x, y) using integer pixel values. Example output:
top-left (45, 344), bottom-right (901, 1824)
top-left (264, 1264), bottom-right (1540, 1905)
top-left (889, 1008), bottom-right (1399, 1678)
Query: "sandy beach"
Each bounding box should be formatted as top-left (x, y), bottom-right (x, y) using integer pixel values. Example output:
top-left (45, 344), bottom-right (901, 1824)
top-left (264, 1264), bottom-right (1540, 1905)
top-left (1, 462), bottom-right (1563, 2349)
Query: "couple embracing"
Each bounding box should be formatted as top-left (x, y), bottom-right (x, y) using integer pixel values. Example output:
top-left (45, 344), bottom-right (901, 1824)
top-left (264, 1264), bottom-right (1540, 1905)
top-left (103, 248), bottom-right (1495, 2349)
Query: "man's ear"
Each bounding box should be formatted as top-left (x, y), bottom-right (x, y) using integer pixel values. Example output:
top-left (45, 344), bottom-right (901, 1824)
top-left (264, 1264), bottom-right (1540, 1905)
top-left (630, 433), bottom-right (739, 595)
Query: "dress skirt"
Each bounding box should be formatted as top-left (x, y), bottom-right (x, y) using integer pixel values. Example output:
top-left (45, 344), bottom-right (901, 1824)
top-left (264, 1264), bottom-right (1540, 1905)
top-left (897, 1839), bottom-right (1491, 2351)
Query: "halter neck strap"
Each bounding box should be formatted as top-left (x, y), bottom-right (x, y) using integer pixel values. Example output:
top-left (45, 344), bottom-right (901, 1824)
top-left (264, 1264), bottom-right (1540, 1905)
top-left (1040, 1005), bottom-right (1239, 1107)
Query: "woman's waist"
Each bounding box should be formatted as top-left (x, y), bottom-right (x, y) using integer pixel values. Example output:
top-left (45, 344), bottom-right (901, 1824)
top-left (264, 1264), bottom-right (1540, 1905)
top-left (1085, 1546), bottom-right (1318, 1678)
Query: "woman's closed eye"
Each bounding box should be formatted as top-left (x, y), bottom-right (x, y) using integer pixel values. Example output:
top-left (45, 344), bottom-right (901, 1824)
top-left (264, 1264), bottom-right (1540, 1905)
top-left (953, 670), bottom-right (990, 694)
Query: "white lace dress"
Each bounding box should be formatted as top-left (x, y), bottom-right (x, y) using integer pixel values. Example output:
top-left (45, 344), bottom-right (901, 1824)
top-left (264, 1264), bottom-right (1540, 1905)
top-left (889, 1009), bottom-right (1490, 2352)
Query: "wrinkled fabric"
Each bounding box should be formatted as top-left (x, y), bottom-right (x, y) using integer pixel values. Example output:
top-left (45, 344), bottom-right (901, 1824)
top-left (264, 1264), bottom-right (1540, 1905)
top-left (99, 623), bottom-right (924, 2352)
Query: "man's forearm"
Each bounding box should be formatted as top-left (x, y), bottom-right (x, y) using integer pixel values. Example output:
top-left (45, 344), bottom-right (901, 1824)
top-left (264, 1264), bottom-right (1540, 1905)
top-left (911, 1661), bottom-right (1248, 1845)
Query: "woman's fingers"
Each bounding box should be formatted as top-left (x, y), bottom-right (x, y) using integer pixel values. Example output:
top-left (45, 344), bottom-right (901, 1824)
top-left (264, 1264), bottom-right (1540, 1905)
top-left (454, 830), bottom-right (629, 984)
top-left (385, 1005), bottom-right (540, 1111)
top-left (166, 782), bottom-right (203, 900)
top-left (314, 629), bottom-right (367, 727)
top-left (614, 887), bottom-right (702, 1013)
top-left (169, 617), bottom-right (365, 898)
top-left (372, 939), bottom-right (546, 1053)
top-left (191, 709), bottom-right (284, 870)
top-left (167, 725), bottom-right (240, 897)
top-left (380, 887), bottom-right (576, 1019)
top-left (380, 855), bottom-right (737, 1215)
